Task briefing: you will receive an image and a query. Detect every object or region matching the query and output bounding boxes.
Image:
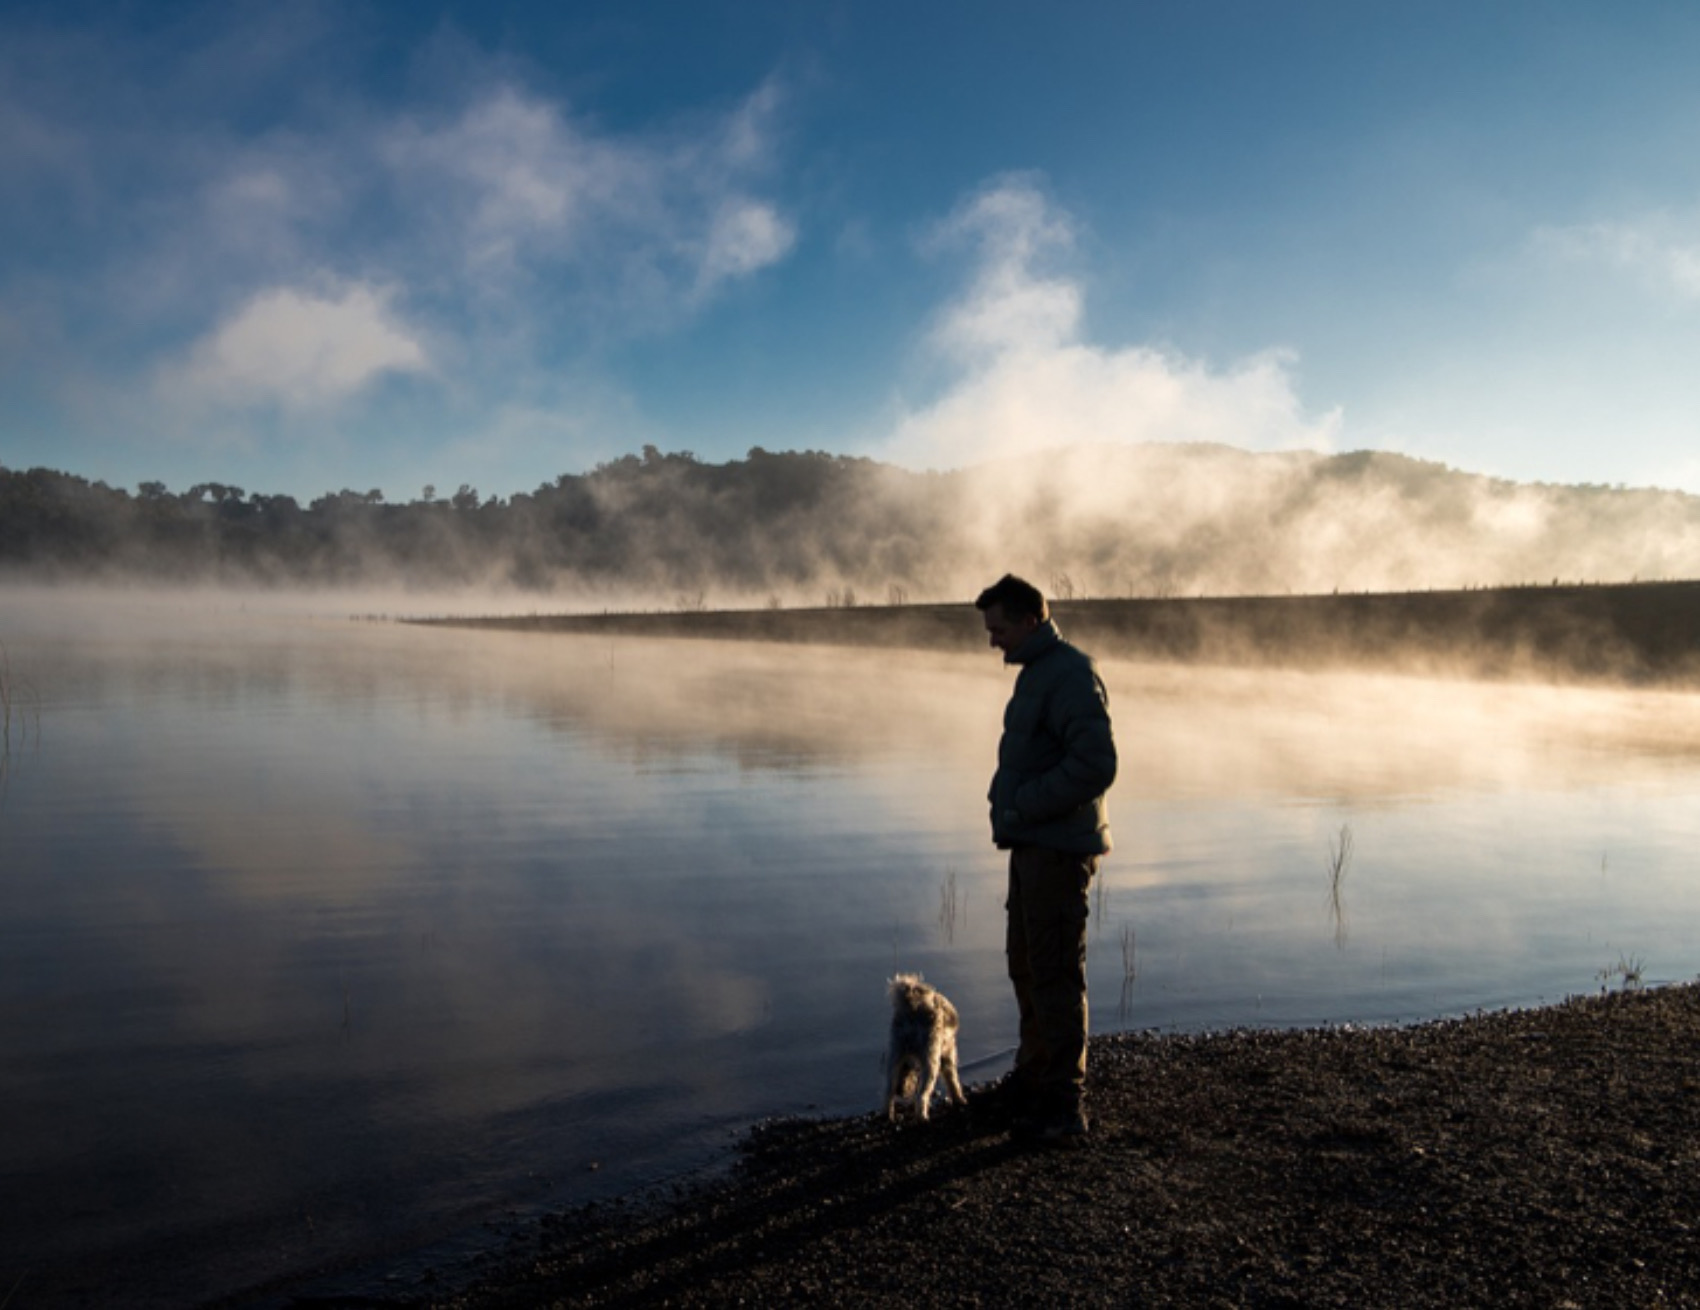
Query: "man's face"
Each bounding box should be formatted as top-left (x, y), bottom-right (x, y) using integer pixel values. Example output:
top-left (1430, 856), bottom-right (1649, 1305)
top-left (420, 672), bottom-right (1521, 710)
top-left (982, 603), bottom-right (1038, 655)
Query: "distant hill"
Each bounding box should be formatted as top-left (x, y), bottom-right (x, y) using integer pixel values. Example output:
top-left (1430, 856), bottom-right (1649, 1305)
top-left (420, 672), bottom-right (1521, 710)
top-left (3, 443), bottom-right (1699, 601)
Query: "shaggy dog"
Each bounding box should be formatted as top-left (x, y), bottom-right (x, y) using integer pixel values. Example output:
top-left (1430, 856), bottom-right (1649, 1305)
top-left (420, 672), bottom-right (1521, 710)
top-left (884, 973), bottom-right (966, 1122)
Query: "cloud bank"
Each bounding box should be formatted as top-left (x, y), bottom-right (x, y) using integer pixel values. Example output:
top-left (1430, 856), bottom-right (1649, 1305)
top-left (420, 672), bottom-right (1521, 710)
top-left (881, 177), bottom-right (1342, 471)
top-left (1533, 213), bottom-right (1700, 302)
top-left (379, 82), bottom-right (795, 307)
top-left (0, 10), bottom-right (798, 481)
top-left (159, 283), bottom-right (428, 412)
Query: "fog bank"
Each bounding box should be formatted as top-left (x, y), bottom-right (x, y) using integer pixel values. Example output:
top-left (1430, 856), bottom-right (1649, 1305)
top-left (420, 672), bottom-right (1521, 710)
top-left (5, 443), bottom-right (1700, 606)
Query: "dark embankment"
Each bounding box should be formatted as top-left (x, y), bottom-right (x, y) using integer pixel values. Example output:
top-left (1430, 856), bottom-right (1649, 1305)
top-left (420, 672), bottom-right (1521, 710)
top-left (416, 984), bottom-right (1700, 1309)
top-left (418, 580), bottom-right (1700, 685)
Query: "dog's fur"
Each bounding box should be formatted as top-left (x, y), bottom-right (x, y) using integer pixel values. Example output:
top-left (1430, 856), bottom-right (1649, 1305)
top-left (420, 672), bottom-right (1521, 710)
top-left (884, 972), bottom-right (966, 1122)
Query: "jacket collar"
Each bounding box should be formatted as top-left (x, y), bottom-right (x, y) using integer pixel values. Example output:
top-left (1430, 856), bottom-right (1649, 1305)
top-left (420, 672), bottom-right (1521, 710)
top-left (1006, 618), bottom-right (1061, 666)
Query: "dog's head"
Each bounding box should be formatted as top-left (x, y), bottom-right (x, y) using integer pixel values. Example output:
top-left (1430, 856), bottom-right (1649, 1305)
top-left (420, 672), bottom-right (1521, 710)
top-left (890, 973), bottom-right (959, 1025)
top-left (888, 972), bottom-right (931, 1010)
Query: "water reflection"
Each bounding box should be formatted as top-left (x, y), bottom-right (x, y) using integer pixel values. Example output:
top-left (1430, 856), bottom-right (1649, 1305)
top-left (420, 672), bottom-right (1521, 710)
top-left (2, 591), bottom-right (1699, 1305)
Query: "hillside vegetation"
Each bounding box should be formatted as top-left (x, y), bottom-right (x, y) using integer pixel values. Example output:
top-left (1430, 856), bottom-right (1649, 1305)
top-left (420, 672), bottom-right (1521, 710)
top-left (5, 443), bottom-right (1700, 601)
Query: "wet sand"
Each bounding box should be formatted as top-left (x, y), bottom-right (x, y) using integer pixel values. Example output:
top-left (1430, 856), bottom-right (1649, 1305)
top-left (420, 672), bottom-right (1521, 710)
top-left (396, 984), bottom-right (1700, 1308)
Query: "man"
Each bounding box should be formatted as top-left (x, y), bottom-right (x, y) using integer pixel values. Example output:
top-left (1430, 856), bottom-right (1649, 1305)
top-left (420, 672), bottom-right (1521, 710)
top-left (975, 573), bottom-right (1117, 1142)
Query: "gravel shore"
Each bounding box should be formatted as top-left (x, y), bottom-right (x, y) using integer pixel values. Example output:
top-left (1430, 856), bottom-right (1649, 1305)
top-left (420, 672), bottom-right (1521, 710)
top-left (408, 984), bottom-right (1700, 1309)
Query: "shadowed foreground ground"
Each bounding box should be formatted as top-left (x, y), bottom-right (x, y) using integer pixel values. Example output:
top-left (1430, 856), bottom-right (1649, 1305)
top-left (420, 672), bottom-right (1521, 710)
top-left (388, 984), bottom-right (1700, 1309)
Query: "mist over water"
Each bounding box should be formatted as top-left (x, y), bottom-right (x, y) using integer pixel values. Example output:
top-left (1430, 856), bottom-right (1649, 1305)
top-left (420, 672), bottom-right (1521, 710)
top-left (3, 589), bottom-right (1699, 1304)
top-left (11, 442), bottom-right (1700, 607)
top-left (950, 444), bottom-right (1700, 601)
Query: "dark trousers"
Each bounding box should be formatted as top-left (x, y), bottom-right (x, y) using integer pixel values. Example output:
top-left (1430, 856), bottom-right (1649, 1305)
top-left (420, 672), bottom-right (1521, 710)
top-left (1005, 846), bottom-right (1096, 1110)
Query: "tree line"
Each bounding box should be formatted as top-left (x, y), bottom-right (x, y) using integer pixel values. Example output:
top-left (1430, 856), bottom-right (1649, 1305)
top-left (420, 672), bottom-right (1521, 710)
top-left (0, 446), bottom-right (955, 597)
top-left (4, 442), bottom-right (1699, 601)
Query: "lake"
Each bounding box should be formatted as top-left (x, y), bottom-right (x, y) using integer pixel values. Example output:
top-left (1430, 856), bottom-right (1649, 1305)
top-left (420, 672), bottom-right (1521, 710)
top-left (4, 589), bottom-right (1699, 1306)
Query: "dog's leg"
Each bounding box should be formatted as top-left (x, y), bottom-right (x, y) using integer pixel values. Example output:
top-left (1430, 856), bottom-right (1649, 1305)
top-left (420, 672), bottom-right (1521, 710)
top-left (916, 1061), bottom-right (941, 1121)
top-left (943, 1042), bottom-right (967, 1106)
top-left (888, 1056), bottom-right (920, 1121)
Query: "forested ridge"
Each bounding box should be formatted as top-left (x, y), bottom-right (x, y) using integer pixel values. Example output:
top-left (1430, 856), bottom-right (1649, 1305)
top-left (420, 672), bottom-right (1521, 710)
top-left (4, 443), bottom-right (1700, 601)
top-left (0, 446), bottom-right (919, 596)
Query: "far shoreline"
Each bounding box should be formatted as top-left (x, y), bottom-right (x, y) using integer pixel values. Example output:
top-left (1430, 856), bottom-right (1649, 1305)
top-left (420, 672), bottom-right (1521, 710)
top-left (413, 578), bottom-right (1700, 687)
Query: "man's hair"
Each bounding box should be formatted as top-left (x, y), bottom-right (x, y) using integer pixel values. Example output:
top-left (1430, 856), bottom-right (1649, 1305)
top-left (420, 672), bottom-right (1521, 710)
top-left (974, 573), bottom-right (1048, 622)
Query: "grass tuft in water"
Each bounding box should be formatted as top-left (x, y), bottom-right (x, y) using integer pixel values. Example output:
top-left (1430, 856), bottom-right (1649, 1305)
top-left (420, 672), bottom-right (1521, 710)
top-left (0, 641), bottom-right (43, 794)
top-left (1118, 922), bottom-right (1138, 1020)
top-left (937, 869), bottom-right (963, 943)
top-left (1597, 953), bottom-right (1646, 992)
top-left (1325, 823), bottom-right (1354, 949)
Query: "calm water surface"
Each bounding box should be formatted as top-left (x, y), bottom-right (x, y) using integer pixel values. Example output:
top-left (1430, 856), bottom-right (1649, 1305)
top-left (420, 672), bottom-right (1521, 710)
top-left (3, 591), bottom-right (1700, 1305)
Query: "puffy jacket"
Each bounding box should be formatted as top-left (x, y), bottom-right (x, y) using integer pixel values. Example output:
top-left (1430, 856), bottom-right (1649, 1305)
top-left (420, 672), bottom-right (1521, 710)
top-left (989, 620), bottom-right (1117, 855)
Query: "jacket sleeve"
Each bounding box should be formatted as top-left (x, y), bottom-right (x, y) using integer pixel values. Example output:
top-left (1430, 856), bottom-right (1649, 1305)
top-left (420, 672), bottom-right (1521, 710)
top-left (1011, 665), bottom-right (1117, 823)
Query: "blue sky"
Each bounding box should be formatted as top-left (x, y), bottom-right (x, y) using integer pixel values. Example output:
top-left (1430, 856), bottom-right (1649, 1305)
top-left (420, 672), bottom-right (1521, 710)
top-left (6, 0), bottom-right (1700, 502)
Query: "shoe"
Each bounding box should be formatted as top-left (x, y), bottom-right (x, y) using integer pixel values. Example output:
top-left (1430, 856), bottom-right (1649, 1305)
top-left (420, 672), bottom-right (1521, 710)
top-left (1011, 1102), bottom-right (1090, 1145)
top-left (968, 1074), bottom-right (1037, 1124)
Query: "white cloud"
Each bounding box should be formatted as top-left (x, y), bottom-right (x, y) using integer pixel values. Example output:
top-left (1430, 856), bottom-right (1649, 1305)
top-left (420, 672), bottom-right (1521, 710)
top-left (926, 178), bottom-right (1080, 359)
top-left (1532, 214), bottom-right (1700, 300)
top-left (1, 1), bottom-right (802, 484)
top-left (382, 80), bottom-right (795, 311)
top-left (884, 177), bottom-right (1340, 468)
top-left (201, 164), bottom-right (340, 267)
top-left (161, 281), bottom-right (429, 410)
top-left (718, 76), bottom-right (785, 170)
top-left (696, 198), bottom-right (795, 293)
top-left (384, 87), bottom-right (626, 269)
